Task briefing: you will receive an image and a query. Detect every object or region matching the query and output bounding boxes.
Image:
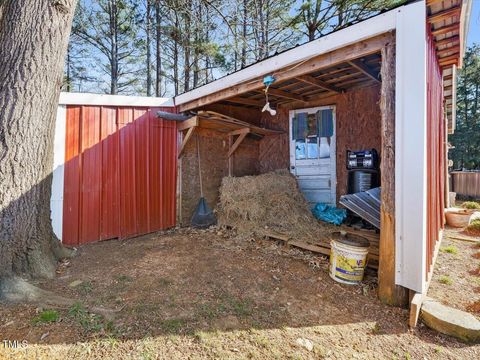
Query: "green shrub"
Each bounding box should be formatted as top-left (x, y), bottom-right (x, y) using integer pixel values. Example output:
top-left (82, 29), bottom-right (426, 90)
top-left (461, 201), bottom-right (480, 210)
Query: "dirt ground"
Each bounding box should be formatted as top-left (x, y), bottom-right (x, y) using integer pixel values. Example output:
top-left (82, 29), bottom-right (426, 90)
top-left (1, 228), bottom-right (480, 359)
top-left (428, 227), bottom-right (480, 318)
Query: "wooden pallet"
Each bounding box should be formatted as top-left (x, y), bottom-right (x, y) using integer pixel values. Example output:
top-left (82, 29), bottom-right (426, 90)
top-left (264, 229), bottom-right (379, 269)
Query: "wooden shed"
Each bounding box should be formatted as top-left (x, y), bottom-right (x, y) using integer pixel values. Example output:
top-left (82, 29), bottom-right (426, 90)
top-left (171, 0), bottom-right (473, 320)
top-left (50, 0), bottom-right (472, 327)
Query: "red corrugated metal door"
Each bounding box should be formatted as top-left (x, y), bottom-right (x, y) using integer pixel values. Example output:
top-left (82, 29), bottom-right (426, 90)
top-left (63, 105), bottom-right (177, 245)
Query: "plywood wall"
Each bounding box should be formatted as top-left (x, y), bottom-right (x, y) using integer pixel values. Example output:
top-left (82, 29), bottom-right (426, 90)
top-left (178, 106), bottom-right (261, 225)
top-left (179, 85), bottom-right (382, 224)
top-left (258, 84), bottom-right (382, 202)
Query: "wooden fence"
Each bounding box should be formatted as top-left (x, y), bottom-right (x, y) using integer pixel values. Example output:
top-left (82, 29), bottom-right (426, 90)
top-left (451, 171), bottom-right (480, 199)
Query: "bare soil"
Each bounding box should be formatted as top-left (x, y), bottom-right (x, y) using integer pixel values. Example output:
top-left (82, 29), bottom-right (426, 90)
top-left (1, 228), bottom-right (479, 359)
top-left (428, 227), bottom-right (480, 319)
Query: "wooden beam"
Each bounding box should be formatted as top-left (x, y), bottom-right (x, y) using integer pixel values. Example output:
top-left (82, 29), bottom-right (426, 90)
top-left (431, 23), bottom-right (459, 37)
top-left (439, 54), bottom-right (460, 66)
top-left (426, 0), bottom-right (448, 5)
top-left (178, 126), bottom-right (196, 158)
top-left (178, 33), bottom-right (392, 111)
top-left (378, 41), bottom-right (409, 307)
top-left (348, 59), bottom-right (381, 83)
top-left (228, 128), bottom-right (250, 136)
top-left (177, 116), bottom-right (198, 131)
top-left (435, 35), bottom-right (460, 48)
top-left (228, 132), bottom-right (248, 158)
top-left (224, 97), bottom-right (265, 107)
top-left (295, 75), bottom-right (342, 93)
top-left (428, 7), bottom-right (461, 24)
top-left (437, 45), bottom-right (460, 58)
top-left (264, 88), bottom-right (306, 102)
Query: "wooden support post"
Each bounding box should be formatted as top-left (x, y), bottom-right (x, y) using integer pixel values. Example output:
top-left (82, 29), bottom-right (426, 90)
top-left (178, 126), bottom-right (196, 158)
top-left (378, 41), bottom-right (409, 307)
top-left (228, 135), bottom-right (233, 176)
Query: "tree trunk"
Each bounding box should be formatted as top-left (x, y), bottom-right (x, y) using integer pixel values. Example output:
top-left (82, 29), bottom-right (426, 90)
top-left (241, 0), bottom-right (248, 68)
top-left (146, 0), bottom-right (152, 96)
top-left (155, 0), bottom-right (162, 97)
top-left (183, 6), bottom-right (191, 93)
top-left (109, 0), bottom-right (118, 95)
top-left (0, 0), bottom-right (77, 281)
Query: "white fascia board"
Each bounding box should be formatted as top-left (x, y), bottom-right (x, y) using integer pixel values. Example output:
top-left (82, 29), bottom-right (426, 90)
top-left (395, 0), bottom-right (428, 293)
top-left (59, 92), bottom-right (174, 107)
top-left (174, 7), bottom-right (400, 106)
top-left (51, 105), bottom-right (67, 241)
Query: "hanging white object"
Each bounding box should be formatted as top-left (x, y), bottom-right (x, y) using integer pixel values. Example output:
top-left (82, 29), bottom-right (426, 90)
top-left (262, 101), bottom-right (277, 116)
top-left (262, 76), bottom-right (277, 116)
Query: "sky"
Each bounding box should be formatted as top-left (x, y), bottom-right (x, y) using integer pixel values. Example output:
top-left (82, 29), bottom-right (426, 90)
top-left (467, 0), bottom-right (480, 46)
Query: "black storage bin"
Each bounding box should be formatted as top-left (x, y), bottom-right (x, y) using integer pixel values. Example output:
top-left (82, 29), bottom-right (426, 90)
top-left (347, 169), bottom-right (379, 194)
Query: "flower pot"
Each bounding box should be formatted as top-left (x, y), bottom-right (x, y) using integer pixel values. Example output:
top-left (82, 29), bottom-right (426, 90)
top-left (445, 208), bottom-right (471, 228)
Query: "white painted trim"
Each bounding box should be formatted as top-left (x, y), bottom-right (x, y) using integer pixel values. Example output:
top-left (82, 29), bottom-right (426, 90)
top-left (174, 6), bottom-right (401, 106)
top-left (59, 92), bottom-right (174, 107)
top-left (394, 1), bottom-right (428, 293)
top-left (51, 105), bottom-right (67, 241)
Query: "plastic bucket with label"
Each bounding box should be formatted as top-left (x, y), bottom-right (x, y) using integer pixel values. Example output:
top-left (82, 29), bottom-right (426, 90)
top-left (329, 231), bottom-right (370, 285)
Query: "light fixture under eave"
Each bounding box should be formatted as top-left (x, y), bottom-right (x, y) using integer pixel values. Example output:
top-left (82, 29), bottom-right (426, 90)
top-left (262, 101), bottom-right (276, 116)
top-left (262, 74), bottom-right (277, 116)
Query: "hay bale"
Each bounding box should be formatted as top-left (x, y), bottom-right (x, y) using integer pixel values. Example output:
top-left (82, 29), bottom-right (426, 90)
top-left (217, 170), bottom-right (336, 243)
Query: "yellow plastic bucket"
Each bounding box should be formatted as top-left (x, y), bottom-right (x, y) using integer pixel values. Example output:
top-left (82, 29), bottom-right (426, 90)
top-left (329, 231), bottom-right (370, 285)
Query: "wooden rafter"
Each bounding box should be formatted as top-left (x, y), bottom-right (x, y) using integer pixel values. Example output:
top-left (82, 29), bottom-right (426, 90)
top-left (431, 23), bottom-right (459, 37)
top-left (178, 125), bottom-right (196, 158)
top-left (225, 97), bottom-right (265, 107)
top-left (294, 75), bottom-right (342, 93)
top-left (437, 45), bottom-right (460, 58)
top-left (178, 33), bottom-right (392, 111)
top-left (428, 7), bottom-right (461, 24)
top-left (263, 88), bottom-right (306, 102)
top-left (435, 35), bottom-right (460, 48)
top-left (348, 59), bottom-right (380, 83)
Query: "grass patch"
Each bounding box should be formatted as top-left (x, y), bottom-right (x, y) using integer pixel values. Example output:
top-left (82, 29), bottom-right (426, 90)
top-left (197, 302), bottom-right (226, 320)
top-left (439, 275), bottom-right (453, 285)
top-left (78, 280), bottom-right (93, 295)
top-left (32, 310), bottom-right (59, 324)
top-left (440, 245), bottom-right (458, 254)
top-left (160, 319), bottom-right (185, 334)
top-left (68, 302), bottom-right (114, 333)
top-left (461, 201), bottom-right (480, 210)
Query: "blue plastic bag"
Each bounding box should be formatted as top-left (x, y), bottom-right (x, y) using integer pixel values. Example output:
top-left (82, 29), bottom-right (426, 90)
top-left (312, 203), bottom-right (347, 225)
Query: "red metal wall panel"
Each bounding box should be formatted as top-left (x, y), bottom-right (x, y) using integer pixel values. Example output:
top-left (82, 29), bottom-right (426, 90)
top-left (63, 106), bottom-right (81, 245)
top-left (100, 107), bottom-right (119, 240)
top-left (80, 106), bottom-right (102, 244)
top-left (63, 104), bottom-right (177, 245)
top-left (426, 28), bottom-right (446, 276)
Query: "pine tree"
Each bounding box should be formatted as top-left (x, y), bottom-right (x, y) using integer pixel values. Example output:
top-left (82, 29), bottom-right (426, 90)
top-left (450, 45), bottom-right (480, 170)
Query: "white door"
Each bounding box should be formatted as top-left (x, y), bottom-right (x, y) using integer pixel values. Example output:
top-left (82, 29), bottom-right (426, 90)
top-left (289, 106), bottom-right (336, 206)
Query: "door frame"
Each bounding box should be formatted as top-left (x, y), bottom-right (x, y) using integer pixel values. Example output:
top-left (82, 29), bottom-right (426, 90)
top-left (288, 105), bottom-right (337, 205)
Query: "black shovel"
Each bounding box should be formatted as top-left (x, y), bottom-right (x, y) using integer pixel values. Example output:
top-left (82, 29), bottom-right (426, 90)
top-left (191, 135), bottom-right (217, 228)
